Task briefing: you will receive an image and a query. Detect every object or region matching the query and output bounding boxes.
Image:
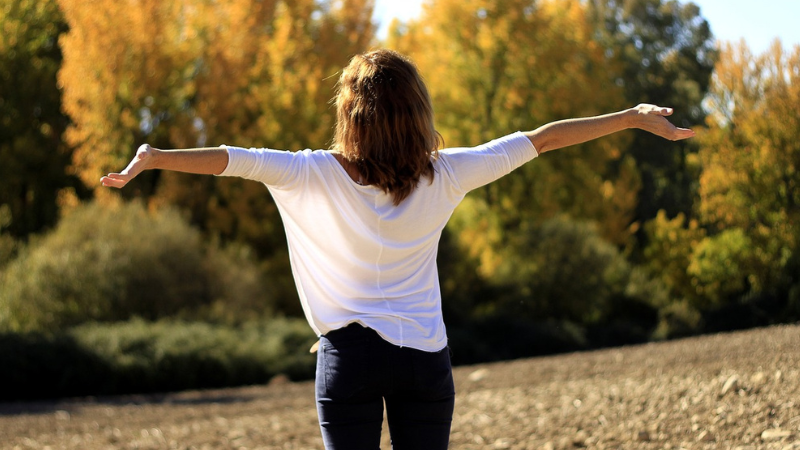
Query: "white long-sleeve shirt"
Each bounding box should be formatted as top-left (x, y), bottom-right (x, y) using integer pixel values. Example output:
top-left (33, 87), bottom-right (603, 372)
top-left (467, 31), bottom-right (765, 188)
top-left (219, 132), bottom-right (537, 351)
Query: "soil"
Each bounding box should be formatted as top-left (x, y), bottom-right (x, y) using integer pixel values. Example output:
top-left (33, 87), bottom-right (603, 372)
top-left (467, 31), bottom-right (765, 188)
top-left (1, 324), bottom-right (799, 450)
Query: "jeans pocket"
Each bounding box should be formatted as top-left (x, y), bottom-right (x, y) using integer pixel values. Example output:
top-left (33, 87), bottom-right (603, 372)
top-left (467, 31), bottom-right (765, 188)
top-left (414, 347), bottom-right (455, 399)
top-left (322, 338), bottom-right (371, 401)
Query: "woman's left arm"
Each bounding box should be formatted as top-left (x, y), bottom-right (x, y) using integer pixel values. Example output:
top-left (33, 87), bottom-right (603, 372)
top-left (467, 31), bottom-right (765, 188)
top-left (100, 144), bottom-right (229, 189)
top-left (524, 104), bottom-right (695, 154)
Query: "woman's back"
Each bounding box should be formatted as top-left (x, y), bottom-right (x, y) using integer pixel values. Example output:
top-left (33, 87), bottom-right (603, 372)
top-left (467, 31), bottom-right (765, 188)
top-left (220, 129), bottom-right (537, 350)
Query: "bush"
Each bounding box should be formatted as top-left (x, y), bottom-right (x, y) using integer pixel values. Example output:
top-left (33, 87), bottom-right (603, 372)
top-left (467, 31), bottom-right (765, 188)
top-left (442, 214), bottom-right (670, 358)
top-left (0, 204), bottom-right (17, 268)
top-left (0, 332), bottom-right (113, 401)
top-left (652, 300), bottom-right (702, 340)
top-left (447, 317), bottom-right (587, 365)
top-left (642, 210), bottom-right (706, 307)
top-left (0, 201), bottom-right (275, 332)
top-left (0, 317), bottom-right (317, 401)
top-left (199, 242), bottom-right (278, 325)
top-left (688, 228), bottom-right (752, 306)
top-left (491, 216), bottom-right (635, 325)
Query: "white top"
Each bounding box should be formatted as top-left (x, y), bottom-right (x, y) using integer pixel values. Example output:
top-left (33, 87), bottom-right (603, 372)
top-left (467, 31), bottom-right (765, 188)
top-left (219, 132), bottom-right (538, 351)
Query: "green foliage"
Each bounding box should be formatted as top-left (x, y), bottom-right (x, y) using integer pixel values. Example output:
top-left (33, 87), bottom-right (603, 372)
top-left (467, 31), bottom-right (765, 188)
top-left (491, 216), bottom-right (631, 324)
top-left (199, 242), bottom-right (278, 325)
top-left (643, 210), bottom-right (706, 306)
top-left (0, 0), bottom-right (85, 238)
top-left (651, 299), bottom-right (702, 340)
top-left (450, 214), bottom-right (655, 327)
top-left (0, 201), bottom-right (274, 332)
top-left (588, 0), bottom-right (717, 223)
top-left (698, 42), bottom-right (800, 297)
top-left (778, 247), bottom-right (800, 321)
top-left (0, 318), bottom-right (317, 401)
top-left (57, 1), bottom-right (375, 317)
top-left (443, 213), bottom-right (666, 357)
top-left (687, 228), bottom-right (751, 306)
top-left (390, 0), bottom-right (640, 247)
top-left (447, 317), bottom-right (588, 365)
top-left (0, 204), bottom-right (18, 268)
top-left (0, 331), bottom-right (112, 401)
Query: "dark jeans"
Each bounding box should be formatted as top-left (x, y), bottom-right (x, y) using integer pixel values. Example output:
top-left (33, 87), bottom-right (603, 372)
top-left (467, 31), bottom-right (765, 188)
top-left (315, 323), bottom-right (455, 450)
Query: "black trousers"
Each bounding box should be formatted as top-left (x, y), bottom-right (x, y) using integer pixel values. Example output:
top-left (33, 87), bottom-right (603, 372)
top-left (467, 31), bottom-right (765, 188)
top-left (315, 323), bottom-right (455, 450)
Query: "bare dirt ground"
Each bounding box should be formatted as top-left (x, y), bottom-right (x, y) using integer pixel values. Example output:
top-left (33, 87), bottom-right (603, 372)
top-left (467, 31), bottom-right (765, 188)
top-left (1, 324), bottom-right (798, 450)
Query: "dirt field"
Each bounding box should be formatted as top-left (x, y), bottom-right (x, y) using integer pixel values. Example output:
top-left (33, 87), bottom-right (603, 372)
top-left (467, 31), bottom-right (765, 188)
top-left (1, 324), bottom-right (799, 450)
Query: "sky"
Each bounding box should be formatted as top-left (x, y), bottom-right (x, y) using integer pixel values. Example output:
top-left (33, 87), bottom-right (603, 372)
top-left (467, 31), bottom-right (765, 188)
top-left (372, 0), bottom-right (800, 55)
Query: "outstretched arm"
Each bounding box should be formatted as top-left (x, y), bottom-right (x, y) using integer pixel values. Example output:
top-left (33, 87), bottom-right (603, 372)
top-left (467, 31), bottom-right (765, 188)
top-left (100, 145), bottom-right (229, 189)
top-left (525, 104), bottom-right (695, 154)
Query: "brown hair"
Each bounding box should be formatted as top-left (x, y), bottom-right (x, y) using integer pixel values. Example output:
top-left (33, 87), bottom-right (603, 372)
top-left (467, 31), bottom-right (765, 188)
top-left (332, 49), bottom-right (443, 205)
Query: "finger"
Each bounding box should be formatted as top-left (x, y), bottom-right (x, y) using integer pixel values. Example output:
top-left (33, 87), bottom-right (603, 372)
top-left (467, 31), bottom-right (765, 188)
top-left (672, 127), bottom-right (695, 140)
top-left (100, 176), bottom-right (121, 188)
top-left (100, 175), bottom-right (129, 188)
top-left (104, 172), bottom-right (129, 180)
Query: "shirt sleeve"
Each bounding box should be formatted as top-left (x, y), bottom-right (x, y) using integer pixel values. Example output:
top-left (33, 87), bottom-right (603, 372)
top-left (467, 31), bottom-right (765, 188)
top-left (438, 131), bottom-right (538, 193)
top-left (216, 146), bottom-right (309, 189)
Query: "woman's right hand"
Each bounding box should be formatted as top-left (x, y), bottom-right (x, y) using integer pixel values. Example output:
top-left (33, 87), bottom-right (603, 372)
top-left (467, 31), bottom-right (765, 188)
top-left (100, 144), bottom-right (156, 189)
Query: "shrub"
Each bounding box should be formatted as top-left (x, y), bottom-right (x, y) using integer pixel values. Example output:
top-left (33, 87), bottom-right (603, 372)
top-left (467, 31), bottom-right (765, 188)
top-left (491, 216), bottom-right (634, 325)
top-left (0, 204), bottom-right (17, 268)
top-left (0, 201), bottom-right (274, 332)
top-left (688, 228), bottom-right (752, 306)
top-left (643, 210), bottom-right (706, 307)
top-left (0, 317), bottom-right (317, 401)
top-left (652, 300), bottom-right (702, 340)
top-left (0, 331), bottom-right (113, 401)
top-left (198, 242), bottom-right (277, 325)
top-left (442, 214), bottom-right (670, 358)
top-left (447, 317), bottom-right (587, 365)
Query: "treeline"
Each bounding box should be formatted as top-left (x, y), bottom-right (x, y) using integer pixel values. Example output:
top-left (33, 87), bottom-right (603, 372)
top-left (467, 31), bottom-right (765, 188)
top-left (0, 0), bottom-right (798, 398)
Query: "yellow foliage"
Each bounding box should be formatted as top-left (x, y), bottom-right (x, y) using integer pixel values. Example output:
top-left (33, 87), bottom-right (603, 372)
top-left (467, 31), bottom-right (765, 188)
top-left (698, 40), bottom-right (800, 288)
top-left (386, 0), bottom-right (636, 274)
top-left (59, 0), bottom-right (375, 180)
top-left (644, 210), bottom-right (706, 306)
top-left (58, 0), bottom-right (375, 267)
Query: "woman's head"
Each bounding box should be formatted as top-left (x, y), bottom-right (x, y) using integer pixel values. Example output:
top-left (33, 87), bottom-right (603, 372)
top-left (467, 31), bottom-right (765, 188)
top-left (333, 49), bottom-right (442, 205)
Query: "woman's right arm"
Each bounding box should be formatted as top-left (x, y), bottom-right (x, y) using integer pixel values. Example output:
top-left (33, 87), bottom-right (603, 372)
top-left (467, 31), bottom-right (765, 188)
top-left (100, 144), bottom-right (229, 189)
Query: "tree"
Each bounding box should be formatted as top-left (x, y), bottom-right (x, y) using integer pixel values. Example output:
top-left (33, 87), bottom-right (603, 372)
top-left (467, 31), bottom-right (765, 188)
top-left (645, 40), bottom-right (800, 320)
top-left (643, 210), bottom-right (705, 305)
top-left (588, 0), bottom-right (717, 226)
top-left (696, 40), bottom-right (800, 295)
top-left (0, 0), bottom-right (82, 238)
top-left (59, 0), bottom-right (375, 186)
top-left (387, 0), bottom-right (640, 276)
top-left (58, 0), bottom-right (376, 315)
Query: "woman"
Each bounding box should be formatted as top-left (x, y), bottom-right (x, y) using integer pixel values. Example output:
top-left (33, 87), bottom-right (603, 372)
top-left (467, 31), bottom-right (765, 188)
top-left (101, 49), bottom-right (694, 449)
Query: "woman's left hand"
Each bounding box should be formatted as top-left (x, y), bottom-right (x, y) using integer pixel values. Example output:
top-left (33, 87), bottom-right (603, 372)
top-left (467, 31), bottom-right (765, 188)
top-left (631, 104), bottom-right (695, 141)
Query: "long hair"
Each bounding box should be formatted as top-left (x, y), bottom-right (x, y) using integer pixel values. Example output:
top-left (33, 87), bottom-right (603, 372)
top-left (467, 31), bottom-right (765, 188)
top-left (332, 49), bottom-right (443, 205)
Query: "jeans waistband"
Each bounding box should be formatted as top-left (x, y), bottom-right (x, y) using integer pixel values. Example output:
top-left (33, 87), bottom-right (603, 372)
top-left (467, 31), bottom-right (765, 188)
top-left (323, 322), bottom-right (377, 342)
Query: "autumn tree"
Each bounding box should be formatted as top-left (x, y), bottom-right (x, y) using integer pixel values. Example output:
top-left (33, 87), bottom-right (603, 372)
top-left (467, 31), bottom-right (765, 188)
top-left (59, 0), bottom-right (374, 183)
top-left (695, 40), bottom-right (800, 300)
top-left (0, 0), bottom-right (82, 238)
top-left (587, 0), bottom-right (716, 227)
top-left (58, 0), bottom-right (375, 314)
top-left (387, 0), bottom-right (638, 273)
